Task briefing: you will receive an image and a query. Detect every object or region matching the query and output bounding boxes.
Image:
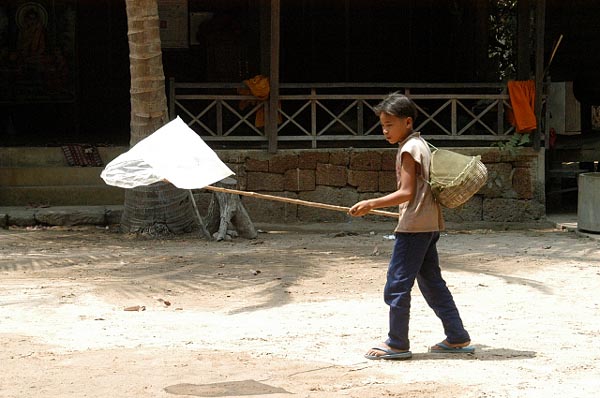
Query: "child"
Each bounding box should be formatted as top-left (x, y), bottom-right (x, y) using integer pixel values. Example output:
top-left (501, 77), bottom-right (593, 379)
top-left (348, 92), bottom-right (473, 360)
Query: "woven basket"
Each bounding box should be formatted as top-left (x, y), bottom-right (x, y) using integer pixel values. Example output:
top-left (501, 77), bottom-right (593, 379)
top-left (430, 149), bottom-right (488, 209)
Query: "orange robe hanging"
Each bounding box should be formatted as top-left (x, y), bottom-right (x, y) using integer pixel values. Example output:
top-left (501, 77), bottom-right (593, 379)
top-left (507, 80), bottom-right (537, 133)
top-left (238, 75), bottom-right (281, 128)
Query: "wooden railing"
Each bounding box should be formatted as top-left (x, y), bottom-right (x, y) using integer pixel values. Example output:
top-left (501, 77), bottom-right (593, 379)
top-left (169, 80), bottom-right (515, 149)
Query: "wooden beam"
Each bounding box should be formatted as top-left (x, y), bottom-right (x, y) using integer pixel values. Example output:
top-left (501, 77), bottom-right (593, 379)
top-left (259, 0), bottom-right (270, 75)
top-left (517, 0), bottom-right (530, 80)
top-left (267, 0), bottom-right (280, 153)
top-left (534, 0), bottom-right (546, 151)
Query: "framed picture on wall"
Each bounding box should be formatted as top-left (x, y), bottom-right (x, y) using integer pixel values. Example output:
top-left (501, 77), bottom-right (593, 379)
top-left (0, 0), bottom-right (77, 103)
top-left (157, 0), bottom-right (188, 49)
top-left (189, 12), bottom-right (213, 46)
top-left (592, 105), bottom-right (600, 130)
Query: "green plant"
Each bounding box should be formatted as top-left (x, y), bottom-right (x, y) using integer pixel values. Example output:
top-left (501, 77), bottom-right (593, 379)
top-left (493, 133), bottom-right (531, 155)
top-left (489, 0), bottom-right (518, 81)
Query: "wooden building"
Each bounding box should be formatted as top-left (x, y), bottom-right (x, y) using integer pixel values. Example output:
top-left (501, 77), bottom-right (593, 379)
top-left (1, 0), bottom-right (599, 214)
top-left (0, 0), bottom-right (544, 145)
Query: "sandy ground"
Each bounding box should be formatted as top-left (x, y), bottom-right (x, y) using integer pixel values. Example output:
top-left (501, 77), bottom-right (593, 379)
top-left (1, 219), bottom-right (600, 398)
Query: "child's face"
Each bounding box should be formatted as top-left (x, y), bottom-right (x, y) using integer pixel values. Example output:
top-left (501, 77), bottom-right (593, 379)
top-left (379, 113), bottom-right (413, 145)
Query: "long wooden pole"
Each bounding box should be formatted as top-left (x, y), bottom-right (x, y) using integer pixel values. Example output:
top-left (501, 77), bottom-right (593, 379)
top-left (204, 186), bottom-right (399, 218)
top-left (188, 190), bottom-right (212, 239)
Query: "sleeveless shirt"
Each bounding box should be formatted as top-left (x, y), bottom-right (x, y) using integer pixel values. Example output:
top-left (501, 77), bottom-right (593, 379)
top-left (394, 132), bottom-right (445, 233)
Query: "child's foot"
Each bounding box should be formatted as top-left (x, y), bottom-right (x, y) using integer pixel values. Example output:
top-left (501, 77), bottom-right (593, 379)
top-left (429, 340), bottom-right (475, 353)
top-left (364, 343), bottom-right (412, 360)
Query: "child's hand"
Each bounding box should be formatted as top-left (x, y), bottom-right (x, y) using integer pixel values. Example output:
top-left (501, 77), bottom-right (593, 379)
top-left (348, 200), bottom-right (373, 217)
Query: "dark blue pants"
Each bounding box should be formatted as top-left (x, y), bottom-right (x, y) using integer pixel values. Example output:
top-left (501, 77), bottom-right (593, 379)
top-left (384, 232), bottom-right (470, 350)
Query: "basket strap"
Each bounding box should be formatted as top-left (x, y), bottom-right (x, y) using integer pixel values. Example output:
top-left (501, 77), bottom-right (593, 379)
top-left (421, 175), bottom-right (432, 190)
top-left (425, 140), bottom-right (439, 152)
top-left (422, 139), bottom-right (435, 185)
top-left (421, 139), bottom-right (441, 203)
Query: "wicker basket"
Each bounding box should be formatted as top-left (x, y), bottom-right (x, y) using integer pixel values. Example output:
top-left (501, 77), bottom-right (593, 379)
top-left (430, 149), bottom-right (488, 209)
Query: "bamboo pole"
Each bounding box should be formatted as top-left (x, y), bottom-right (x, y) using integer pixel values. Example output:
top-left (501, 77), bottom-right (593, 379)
top-left (188, 190), bottom-right (212, 240)
top-left (203, 186), bottom-right (399, 219)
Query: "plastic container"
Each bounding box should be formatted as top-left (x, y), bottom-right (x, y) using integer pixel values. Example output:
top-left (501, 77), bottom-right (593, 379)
top-left (578, 172), bottom-right (600, 233)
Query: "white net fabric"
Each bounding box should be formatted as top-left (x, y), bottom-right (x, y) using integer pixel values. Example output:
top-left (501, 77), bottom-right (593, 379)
top-left (101, 117), bottom-right (234, 189)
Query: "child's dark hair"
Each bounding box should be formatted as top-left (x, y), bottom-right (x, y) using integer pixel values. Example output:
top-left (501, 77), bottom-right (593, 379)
top-left (373, 92), bottom-right (417, 122)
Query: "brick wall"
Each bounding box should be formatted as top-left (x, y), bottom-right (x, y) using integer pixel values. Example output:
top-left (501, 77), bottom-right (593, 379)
top-left (193, 147), bottom-right (545, 224)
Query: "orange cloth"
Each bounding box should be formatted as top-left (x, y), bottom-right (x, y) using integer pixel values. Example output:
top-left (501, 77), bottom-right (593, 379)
top-left (507, 80), bottom-right (537, 133)
top-left (238, 75), bottom-right (281, 128)
top-left (243, 75), bottom-right (270, 100)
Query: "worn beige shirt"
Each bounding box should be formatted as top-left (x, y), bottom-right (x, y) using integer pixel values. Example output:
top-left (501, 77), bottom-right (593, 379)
top-left (394, 132), bottom-right (445, 233)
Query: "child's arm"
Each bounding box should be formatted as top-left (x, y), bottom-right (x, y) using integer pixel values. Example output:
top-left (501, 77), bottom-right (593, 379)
top-left (349, 152), bottom-right (417, 217)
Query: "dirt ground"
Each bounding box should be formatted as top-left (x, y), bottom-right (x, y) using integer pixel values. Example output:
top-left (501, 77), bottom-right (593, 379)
top-left (1, 219), bottom-right (599, 398)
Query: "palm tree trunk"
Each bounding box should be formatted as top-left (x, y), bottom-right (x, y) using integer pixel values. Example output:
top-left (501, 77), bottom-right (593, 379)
top-left (120, 0), bottom-right (196, 235)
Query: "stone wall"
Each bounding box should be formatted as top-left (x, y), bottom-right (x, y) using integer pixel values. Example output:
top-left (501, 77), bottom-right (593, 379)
top-left (193, 147), bottom-right (546, 224)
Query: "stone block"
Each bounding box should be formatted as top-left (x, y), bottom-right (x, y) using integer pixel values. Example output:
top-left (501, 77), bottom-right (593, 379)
top-left (479, 150), bottom-right (503, 163)
top-left (381, 151), bottom-right (397, 171)
top-left (478, 147), bottom-right (539, 163)
top-left (357, 193), bottom-right (373, 201)
top-left (297, 186), bottom-right (358, 222)
top-left (316, 164), bottom-right (347, 187)
top-left (230, 172), bottom-right (247, 191)
top-left (246, 172), bottom-right (285, 191)
top-left (442, 195), bottom-right (483, 222)
top-left (284, 169), bottom-right (316, 192)
top-left (216, 150), bottom-right (246, 164)
top-left (245, 158), bottom-right (269, 172)
top-left (513, 161), bottom-right (533, 168)
top-left (298, 151), bottom-right (329, 169)
top-left (483, 198), bottom-right (545, 222)
top-left (512, 167), bottom-right (534, 199)
top-left (511, 147), bottom-right (540, 163)
top-left (478, 163), bottom-right (515, 198)
top-left (6, 208), bottom-right (36, 226)
top-left (348, 170), bottom-right (379, 192)
top-left (35, 206), bottom-right (106, 226)
top-left (225, 163), bottom-right (245, 180)
top-left (379, 171), bottom-right (397, 193)
top-left (350, 151), bottom-right (382, 171)
top-left (242, 191), bottom-right (298, 223)
top-left (269, 154), bottom-right (299, 173)
top-left (105, 206), bottom-right (124, 225)
top-left (329, 151), bottom-right (349, 166)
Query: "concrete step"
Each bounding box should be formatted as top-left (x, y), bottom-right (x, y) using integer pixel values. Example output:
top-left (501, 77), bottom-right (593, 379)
top-left (0, 146), bottom-right (127, 206)
top-left (0, 185), bottom-right (125, 206)
top-left (0, 167), bottom-right (106, 186)
top-left (0, 147), bottom-right (127, 167)
top-left (0, 205), bottom-right (124, 227)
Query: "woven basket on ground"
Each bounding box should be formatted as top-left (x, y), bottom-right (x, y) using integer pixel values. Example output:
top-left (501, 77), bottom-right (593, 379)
top-left (430, 149), bottom-right (488, 209)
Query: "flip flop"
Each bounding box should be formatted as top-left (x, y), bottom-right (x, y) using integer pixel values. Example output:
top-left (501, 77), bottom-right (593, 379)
top-left (365, 347), bottom-right (412, 360)
top-left (429, 341), bottom-right (475, 353)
